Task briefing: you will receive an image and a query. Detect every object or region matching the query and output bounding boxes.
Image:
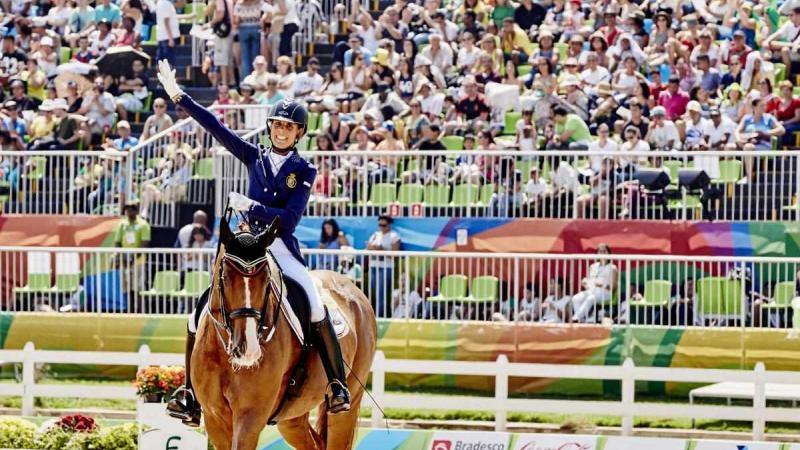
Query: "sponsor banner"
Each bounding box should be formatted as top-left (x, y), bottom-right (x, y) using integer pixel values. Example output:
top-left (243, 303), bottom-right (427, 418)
top-left (692, 441), bottom-right (781, 450)
top-left (429, 430), bottom-right (511, 450)
top-left (603, 436), bottom-right (687, 450)
top-left (512, 433), bottom-right (598, 450)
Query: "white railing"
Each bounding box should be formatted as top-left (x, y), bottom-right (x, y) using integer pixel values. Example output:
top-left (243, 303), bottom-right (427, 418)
top-left (214, 149), bottom-right (800, 222)
top-left (0, 342), bottom-right (181, 416)
top-left (0, 150), bottom-right (130, 215)
top-left (1, 246), bottom-right (799, 328)
top-left (369, 351), bottom-right (798, 441)
top-left (0, 343), bottom-right (795, 441)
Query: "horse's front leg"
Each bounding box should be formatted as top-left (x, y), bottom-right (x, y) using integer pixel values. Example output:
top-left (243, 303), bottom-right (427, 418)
top-left (203, 407), bottom-right (233, 450)
top-left (278, 413), bottom-right (324, 450)
top-left (231, 407), bottom-right (272, 450)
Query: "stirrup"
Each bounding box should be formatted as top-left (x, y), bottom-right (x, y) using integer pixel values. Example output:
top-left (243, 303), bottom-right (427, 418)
top-left (166, 386), bottom-right (202, 427)
top-left (325, 379), bottom-right (351, 414)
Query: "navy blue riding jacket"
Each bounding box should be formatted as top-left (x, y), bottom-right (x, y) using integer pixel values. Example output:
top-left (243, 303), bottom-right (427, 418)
top-left (178, 95), bottom-right (316, 265)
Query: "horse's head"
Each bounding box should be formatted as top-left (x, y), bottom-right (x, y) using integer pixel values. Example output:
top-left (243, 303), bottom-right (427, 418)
top-left (215, 216), bottom-right (281, 369)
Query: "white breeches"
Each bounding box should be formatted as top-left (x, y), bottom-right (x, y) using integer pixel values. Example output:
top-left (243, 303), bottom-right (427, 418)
top-left (187, 238), bottom-right (326, 333)
top-left (571, 288), bottom-right (612, 323)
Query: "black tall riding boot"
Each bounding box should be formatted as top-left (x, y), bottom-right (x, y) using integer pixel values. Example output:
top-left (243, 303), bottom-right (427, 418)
top-left (313, 307), bottom-right (351, 414)
top-left (166, 332), bottom-right (202, 427)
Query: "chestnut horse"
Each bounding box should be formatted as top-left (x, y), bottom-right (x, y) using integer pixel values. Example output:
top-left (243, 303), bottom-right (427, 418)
top-left (192, 217), bottom-right (377, 450)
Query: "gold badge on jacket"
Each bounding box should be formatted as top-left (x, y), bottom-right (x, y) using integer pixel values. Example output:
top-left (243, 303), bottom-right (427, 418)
top-left (287, 173), bottom-right (297, 188)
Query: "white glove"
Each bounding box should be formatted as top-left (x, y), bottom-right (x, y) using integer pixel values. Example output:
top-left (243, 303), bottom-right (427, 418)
top-left (156, 59), bottom-right (184, 100)
top-left (228, 192), bottom-right (255, 212)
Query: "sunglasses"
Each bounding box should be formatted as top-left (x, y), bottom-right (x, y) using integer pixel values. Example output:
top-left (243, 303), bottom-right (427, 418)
top-left (378, 222), bottom-right (389, 227)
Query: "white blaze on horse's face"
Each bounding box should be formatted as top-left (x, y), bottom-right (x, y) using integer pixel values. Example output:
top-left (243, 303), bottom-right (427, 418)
top-left (232, 277), bottom-right (263, 369)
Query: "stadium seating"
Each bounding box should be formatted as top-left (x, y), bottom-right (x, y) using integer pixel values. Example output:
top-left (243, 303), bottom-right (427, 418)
top-left (140, 271), bottom-right (181, 298)
top-left (696, 277), bottom-right (743, 324)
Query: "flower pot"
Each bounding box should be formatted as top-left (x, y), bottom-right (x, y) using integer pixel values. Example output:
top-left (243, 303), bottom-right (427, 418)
top-left (143, 393), bottom-right (163, 403)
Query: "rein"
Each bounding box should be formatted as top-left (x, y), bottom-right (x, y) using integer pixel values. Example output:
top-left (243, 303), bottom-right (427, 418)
top-left (205, 245), bottom-right (286, 355)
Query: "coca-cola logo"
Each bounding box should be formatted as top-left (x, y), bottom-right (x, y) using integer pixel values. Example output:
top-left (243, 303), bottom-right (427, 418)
top-left (518, 441), bottom-right (592, 450)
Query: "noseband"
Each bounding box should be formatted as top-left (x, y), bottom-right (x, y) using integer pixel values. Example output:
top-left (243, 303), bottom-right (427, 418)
top-left (206, 246), bottom-right (285, 353)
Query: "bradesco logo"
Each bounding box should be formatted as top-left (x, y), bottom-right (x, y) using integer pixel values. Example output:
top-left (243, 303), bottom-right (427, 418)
top-left (429, 432), bottom-right (510, 450)
top-left (432, 440), bottom-right (452, 450)
top-left (512, 434), bottom-right (597, 450)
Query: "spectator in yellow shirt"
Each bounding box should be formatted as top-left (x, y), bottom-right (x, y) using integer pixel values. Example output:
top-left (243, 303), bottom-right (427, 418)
top-left (19, 59), bottom-right (47, 101)
top-left (501, 17), bottom-right (534, 65)
top-left (27, 100), bottom-right (57, 148)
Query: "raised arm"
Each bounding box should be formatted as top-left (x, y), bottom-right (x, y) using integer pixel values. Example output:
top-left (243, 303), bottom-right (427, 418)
top-left (157, 60), bottom-right (258, 165)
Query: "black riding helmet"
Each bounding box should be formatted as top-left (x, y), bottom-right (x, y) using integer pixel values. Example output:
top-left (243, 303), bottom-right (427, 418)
top-left (267, 98), bottom-right (308, 145)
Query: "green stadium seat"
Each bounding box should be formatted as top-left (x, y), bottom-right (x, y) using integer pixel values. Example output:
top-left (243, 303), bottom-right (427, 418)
top-left (793, 298), bottom-right (800, 330)
top-left (774, 62), bottom-right (786, 83)
top-left (13, 273), bottom-right (52, 294)
top-left (555, 42), bottom-right (568, 62)
top-left (141, 271), bottom-right (181, 297)
top-left (398, 183), bottom-right (423, 205)
top-left (515, 159), bottom-right (538, 184)
top-left (427, 274), bottom-right (469, 302)
top-left (451, 184), bottom-right (479, 207)
top-left (479, 183), bottom-right (495, 205)
top-left (712, 160), bottom-right (742, 184)
top-left (307, 112), bottom-right (321, 135)
top-left (464, 276), bottom-right (499, 303)
top-left (762, 281), bottom-right (796, 311)
top-left (503, 111), bottom-right (521, 135)
top-left (192, 158), bottom-right (214, 180)
top-left (696, 277), bottom-right (742, 323)
top-left (22, 156), bottom-right (47, 180)
top-left (630, 280), bottom-right (672, 307)
top-left (143, 25), bottom-right (158, 46)
top-left (59, 47), bottom-right (71, 64)
top-left (663, 160), bottom-right (683, 185)
top-left (424, 184), bottom-right (450, 207)
top-left (441, 135), bottom-right (464, 150)
top-left (517, 64), bottom-right (532, 76)
top-left (668, 194), bottom-right (702, 212)
top-left (173, 271), bottom-right (210, 298)
top-left (130, 93), bottom-right (153, 123)
top-left (367, 183), bottom-right (396, 207)
top-left (51, 274), bottom-right (80, 294)
top-left (628, 279), bottom-right (672, 324)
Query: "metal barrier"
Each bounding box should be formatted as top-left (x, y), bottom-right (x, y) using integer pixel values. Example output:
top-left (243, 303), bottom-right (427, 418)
top-left (1, 246), bottom-right (798, 328)
top-left (0, 150), bottom-right (129, 215)
top-left (213, 149), bottom-right (800, 222)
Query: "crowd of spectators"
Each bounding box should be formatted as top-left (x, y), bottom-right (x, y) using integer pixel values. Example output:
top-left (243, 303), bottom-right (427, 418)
top-left (1, 0), bottom-right (800, 219)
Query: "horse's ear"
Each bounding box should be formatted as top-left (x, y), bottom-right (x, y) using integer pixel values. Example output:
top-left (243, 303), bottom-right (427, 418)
top-left (257, 217), bottom-right (281, 249)
top-left (219, 218), bottom-right (234, 247)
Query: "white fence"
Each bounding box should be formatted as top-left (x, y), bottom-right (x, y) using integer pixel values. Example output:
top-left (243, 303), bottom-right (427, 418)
top-left (0, 344), bottom-right (796, 441)
top-left (1, 246), bottom-right (799, 328)
top-left (0, 150), bottom-right (130, 216)
top-left (214, 149), bottom-right (800, 222)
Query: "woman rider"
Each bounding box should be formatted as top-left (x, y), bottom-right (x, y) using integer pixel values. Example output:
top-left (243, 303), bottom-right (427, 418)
top-left (155, 60), bottom-right (350, 427)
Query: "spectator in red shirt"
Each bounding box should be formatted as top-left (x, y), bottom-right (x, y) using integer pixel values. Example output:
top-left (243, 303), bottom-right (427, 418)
top-left (456, 75), bottom-right (490, 131)
top-left (722, 30), bottom-right (751, 67)
top-left (774, 80), bottom-right (800, 147)
top-left (658, 75), bottom-right (690, 121)
top-left (598, 5), bottom-right (621, 46)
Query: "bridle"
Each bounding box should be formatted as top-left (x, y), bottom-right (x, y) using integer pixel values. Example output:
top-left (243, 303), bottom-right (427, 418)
top-left (206, 237), bottom-right (286, 354)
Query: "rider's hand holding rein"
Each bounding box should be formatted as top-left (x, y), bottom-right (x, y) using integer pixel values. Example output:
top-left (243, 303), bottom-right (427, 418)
top-left (229, 192), bottom-right (255, 212)
top-left (157, 60), bottom-right (184, 101)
